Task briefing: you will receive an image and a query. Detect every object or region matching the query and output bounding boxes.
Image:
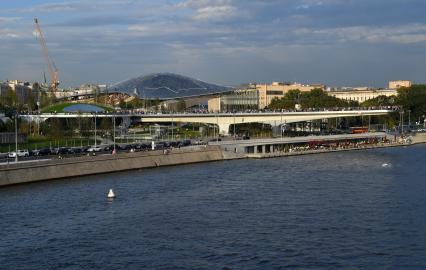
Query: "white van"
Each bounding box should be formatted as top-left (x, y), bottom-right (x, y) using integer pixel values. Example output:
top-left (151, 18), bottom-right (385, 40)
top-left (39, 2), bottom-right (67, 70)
top-left (8, 150), bottom-right (30, 158)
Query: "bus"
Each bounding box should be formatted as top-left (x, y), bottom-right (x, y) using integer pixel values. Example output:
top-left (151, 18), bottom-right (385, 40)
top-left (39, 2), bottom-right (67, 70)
top-left (349, 127), bottom-right (369, 134)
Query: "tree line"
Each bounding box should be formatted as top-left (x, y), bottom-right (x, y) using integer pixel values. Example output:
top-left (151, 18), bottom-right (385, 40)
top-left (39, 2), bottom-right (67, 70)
top-left (269, 85), bottom-right (426, 127)
top-left (269, 89), bottom-right (358, 110)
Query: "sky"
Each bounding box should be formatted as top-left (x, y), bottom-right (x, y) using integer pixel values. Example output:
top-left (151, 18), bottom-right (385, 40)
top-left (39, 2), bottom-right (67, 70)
top-left (1, 0), bottom-right (426, 88)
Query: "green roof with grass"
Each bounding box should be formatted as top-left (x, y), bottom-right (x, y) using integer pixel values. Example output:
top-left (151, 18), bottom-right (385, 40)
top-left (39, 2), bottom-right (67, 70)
top-left (41, 103), bottom-right (114, 113)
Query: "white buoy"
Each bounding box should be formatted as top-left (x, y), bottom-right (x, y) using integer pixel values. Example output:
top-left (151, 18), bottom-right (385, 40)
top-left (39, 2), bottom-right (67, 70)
top-left (107, 188), bottom-right (116, 199)
top-left (382, 163), bottom-right (391, 168)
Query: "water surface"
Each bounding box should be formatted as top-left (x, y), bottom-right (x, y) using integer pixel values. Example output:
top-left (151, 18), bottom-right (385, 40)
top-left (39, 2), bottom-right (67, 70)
top-left (1, 145), bottom-right (425, 269)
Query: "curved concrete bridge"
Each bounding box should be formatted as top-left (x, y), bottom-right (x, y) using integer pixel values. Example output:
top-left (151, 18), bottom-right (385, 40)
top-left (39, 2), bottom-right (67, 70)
top-left (23, 110), bottom-right (391, 135)
top-left (139, 110), bottom-right (391, 135)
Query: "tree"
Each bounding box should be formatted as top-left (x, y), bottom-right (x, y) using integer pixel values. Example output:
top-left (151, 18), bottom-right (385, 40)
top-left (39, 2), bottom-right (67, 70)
top-left (396, 85), bottom-right (426, 121)
top-left (47, 118), bottom-right (63, 139)
top-left (176, 100), bottom-right (186, 112)
top-left (100, 118), bottom-right (112, 133)
top-left (361, 95), bottom-right (396, 107)
top-left (5, 89), bottom-right (17, 107)
top-left (269, 88), bottom-right (356, 110)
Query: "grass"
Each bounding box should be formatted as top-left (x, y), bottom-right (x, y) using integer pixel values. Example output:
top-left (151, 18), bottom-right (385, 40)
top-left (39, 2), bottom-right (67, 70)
top-left (41, 102), bottom-right (114, 113)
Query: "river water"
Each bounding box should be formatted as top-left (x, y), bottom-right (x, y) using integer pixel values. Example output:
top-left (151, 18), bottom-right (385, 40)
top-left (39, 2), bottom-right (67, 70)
top-left (1, 145), bottom-right (425, 269)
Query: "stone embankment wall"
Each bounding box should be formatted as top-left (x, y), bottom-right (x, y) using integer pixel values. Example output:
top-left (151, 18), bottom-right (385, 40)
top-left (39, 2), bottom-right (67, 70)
top-left (412, 133), bottom-right (426, 144)
top-left (0, 146), bottom-right (224, 187)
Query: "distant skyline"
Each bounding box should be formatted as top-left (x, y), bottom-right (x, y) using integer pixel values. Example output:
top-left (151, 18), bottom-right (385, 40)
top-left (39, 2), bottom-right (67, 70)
top-left (1, 0), bottom-right (426, 88)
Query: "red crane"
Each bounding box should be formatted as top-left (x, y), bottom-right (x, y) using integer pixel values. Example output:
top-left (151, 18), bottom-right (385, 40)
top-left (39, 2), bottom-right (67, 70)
top-left (34, 18), bottom-right (59, 91)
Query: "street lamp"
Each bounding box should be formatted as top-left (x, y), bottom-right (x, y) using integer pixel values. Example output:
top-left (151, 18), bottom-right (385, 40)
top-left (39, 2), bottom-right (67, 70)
top-left (408, 110), bottom-right (411, 128)
top-left (94, 112), bottom-right (97, 148)
top-left (400, 110), bottom-right (404, 134)
top-left (233, 113), bottom-right (236, 139)
top-left (14, 113), bottom-right (18, 163)
top-left (113, 115), bottom-right (116, 152)
top-left (216, 113), bottom-right (219, 142)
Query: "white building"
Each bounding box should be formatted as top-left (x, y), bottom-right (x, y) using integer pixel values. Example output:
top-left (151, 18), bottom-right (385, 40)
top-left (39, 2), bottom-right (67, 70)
top-left (328, 88), bottom-right (397, 103)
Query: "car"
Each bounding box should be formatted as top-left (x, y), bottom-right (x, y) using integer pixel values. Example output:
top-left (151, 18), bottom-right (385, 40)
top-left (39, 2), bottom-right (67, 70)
top-left (57, 147), bottom-right (71, 155)
top-left (50, 148), bottom-right (60, 155)
top-left (122, 144), bottom-right (133, 150)
top-left (8, 149), bottom-right (30, 158)
top-left (81, 146), bottom-right (91, 153)
top-left (114, 144), bottom-right (123, 151)
top-left (193, 140), bottom-right (204, 145)
top-left (155, 142), bottom-right (166, 150)
top-left (181, 140), bottom-right (191, 146)
top-left (133, 143), bottom-right (142, 150)
top-left (103, 145), bottom-right (113, 151)
top-left (68, 147), bottom-right (82, 154)
top-left (140, 143), bottom-right (150, 150)
top-left (31, 148), bottom-right (51, 156)
top-left (87, 146), bottom-right (102, 152)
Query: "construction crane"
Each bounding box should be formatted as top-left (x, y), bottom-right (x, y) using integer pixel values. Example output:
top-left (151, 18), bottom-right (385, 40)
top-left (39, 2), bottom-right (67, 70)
top-left (34, 18), bottom-right (59, 91)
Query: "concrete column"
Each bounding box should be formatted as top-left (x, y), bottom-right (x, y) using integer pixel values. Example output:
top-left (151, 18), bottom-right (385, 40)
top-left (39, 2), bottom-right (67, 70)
top-left (262, 145), bottom-right (266, 153)
top-left (271, 125), bottom-right (281, 137)
top-left (218, 123), bottom-right (230, 136)
top-left (254, 146), bottom-right (258, 154)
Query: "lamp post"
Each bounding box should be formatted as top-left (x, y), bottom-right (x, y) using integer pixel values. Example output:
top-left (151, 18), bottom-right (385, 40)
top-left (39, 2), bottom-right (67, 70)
top-left (368, 115), bottom-right (371, 132)
top-left (216, 113), bottom-right (219, 142)
top-left (213, 118), bottom-right (216, 141)
top-left (400, 110), bottom-right (404, 134)
top-left (408, 110), bottom-right (411, 128)
top-left (14, 113), bottom-right (18, 163)
top-left (113, 115), bottom-right (116, 152)
top-left (94, 113), bottom-right (97, 148)
top-left (233, 113), bottom-right (236, 139)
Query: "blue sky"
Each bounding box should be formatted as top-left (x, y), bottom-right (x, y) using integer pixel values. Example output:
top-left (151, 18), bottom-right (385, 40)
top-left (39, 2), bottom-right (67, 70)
top-left (1, 0), bottom-right (426, 88)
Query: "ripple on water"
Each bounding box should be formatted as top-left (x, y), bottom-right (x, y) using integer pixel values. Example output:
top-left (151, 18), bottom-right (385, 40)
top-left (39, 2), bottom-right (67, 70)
top-left (0, 145), bottom-right (425, 269)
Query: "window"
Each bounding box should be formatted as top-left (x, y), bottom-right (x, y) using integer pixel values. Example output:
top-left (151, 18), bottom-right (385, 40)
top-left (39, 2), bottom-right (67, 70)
top-left (266, 91), bottom-right (283, 95)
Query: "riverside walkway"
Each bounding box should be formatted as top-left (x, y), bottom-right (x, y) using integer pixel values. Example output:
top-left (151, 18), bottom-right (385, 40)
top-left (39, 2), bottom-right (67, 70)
top-left (209, 132), bottom-right (396, 157)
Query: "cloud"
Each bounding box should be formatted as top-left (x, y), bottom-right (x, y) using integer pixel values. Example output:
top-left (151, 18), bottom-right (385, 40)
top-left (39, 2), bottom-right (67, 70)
top-left (2, 0), bottom-right (426, 87)
top-left (313, 24), bottom-right (426, 44)
top-left (128, 22), bottom-right (234, 37)
top-left (176, 0), bottom-right (233, 9)
top-left (193, 5), bottom-right (236, 21)
top-left (54, 16), bottom-right (136, 27)
top-left (0, 29), bottom-right (22, 40)
top-left (21, 2), bottom-right (83, 13)
top-left (175, 0), bottom-right (237, 21)
top-left (0, 17), bottom-right (21, 24)
top-left (16, 0), bottom-right (134, 13)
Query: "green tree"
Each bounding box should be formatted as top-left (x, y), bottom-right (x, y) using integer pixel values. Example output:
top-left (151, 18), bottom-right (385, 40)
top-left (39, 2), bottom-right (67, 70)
top-left (269, 88), bottom-right (356, 110)
top-left (361, 95), bottom-right (396, 107)
top-left (100, 118), bottom-right (112, 132)
top-left (176, 100), bottom-right (186, 112)
top-left (396, 85), bottom-right (426, 121)
top-left (47, 118), bottom-right (63, 139)
top-left (5, 89), bottom-right (17, 107)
